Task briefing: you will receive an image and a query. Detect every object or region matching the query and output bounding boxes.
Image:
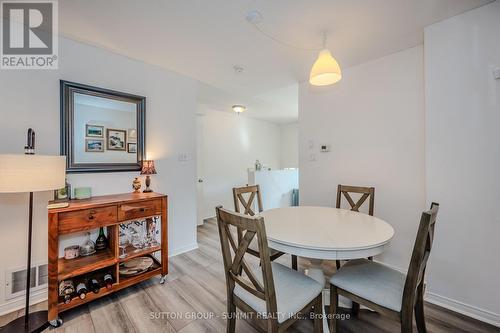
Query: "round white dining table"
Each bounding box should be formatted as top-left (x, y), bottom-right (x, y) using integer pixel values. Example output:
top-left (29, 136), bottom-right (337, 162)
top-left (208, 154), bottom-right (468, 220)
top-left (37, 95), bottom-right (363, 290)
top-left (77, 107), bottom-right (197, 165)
top-left (259, 206), bottom-right (394, 331)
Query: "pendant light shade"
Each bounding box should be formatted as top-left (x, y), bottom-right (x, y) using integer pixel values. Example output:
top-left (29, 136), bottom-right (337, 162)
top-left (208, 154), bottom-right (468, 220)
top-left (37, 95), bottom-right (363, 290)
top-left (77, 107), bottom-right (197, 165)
top-left (309, 49), bottom-right (342, 86)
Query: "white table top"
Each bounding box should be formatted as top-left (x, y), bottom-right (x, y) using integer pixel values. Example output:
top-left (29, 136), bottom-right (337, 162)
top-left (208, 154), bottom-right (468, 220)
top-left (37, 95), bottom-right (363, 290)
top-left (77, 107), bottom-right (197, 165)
top-left (259, 206), bottom-right (395, 260)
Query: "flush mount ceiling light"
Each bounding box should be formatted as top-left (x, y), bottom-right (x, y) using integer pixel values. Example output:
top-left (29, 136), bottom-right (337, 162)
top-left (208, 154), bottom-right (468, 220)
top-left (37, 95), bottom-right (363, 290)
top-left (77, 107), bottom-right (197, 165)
top-left (232, 105), bottom-right (246, 113)
top-left (309, 32), bottom-right (342, 86)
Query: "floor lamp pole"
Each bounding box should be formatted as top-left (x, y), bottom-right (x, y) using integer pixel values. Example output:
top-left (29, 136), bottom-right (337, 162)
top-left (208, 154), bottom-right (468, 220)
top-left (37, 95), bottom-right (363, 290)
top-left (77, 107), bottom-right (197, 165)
top-left (25, 192), bottom-right (33, 325)
top-left (1, 192), bottom-right (50, 333)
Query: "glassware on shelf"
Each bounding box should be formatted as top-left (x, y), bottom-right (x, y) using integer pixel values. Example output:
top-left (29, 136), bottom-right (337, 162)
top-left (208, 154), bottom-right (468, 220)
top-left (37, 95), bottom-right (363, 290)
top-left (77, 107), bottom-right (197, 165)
top-left (119, 218), bottom-right (160, 254)
top-left (119, 224), bottom-right (130, 259)
top-left (80, 232), bottom-right (96, 256)
top-left (130, 221), bottom-right (146, 249)
top-left (146, 217), bottom-right (159, 247)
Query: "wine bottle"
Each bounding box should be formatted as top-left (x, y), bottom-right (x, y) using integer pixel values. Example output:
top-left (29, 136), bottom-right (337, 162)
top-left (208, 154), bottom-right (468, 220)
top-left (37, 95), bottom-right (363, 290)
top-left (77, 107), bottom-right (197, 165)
top-left (76, 280), bottom-right (88, 300)
top-left (89, 278), bottom-right (100, 294)
top-left (103, 272), bottom-right (114, 290)
top-left (59, 280), bottom-right (75, 304)
top-left (63, 294), bottom-right (72, 304)
top-left (95, 227), bottom-right (108, 251)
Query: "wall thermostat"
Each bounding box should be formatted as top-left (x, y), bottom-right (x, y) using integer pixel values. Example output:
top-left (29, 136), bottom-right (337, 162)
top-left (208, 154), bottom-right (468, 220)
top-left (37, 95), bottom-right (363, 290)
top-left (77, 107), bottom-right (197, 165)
top-left (320, 144), bottom-right (330, 152)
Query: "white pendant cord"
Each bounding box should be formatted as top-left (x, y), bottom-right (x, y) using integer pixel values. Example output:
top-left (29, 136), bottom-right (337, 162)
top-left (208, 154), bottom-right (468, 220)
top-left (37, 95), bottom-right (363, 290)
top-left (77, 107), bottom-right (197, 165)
top-left (321, 31), bottom-right (327, 49)
top-left (246, 15), bottom-right (323, 52)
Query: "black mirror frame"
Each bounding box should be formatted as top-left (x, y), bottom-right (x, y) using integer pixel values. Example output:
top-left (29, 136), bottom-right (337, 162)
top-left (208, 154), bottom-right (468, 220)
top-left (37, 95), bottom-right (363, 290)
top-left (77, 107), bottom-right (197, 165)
top-left (60, 80), bottom-right (146, 173)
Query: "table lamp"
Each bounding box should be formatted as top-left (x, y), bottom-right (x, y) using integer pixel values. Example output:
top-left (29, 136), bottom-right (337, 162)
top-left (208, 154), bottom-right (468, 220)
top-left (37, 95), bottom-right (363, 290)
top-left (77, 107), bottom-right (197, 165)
top-left (0, 154), bottom-right (66, 333)
top-left (140, 160), bottom-right (157, 193)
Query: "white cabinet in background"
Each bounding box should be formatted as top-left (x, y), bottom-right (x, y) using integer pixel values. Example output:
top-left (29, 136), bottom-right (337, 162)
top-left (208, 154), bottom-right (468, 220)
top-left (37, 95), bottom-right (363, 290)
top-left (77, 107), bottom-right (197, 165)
top-left (248, 169), bottom-right (299, 210)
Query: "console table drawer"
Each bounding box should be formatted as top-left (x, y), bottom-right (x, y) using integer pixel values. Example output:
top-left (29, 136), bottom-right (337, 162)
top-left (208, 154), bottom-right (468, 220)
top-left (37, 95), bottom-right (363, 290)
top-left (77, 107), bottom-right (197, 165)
top-left (58, 206), bottom-right (117, 233)
top-left (118, 199), bottom-right (162, 221)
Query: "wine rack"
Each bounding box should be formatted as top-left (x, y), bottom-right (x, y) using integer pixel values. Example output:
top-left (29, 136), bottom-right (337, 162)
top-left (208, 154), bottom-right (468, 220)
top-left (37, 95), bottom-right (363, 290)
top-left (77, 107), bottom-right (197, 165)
top-left (48, 193), bottom-right (168, 325)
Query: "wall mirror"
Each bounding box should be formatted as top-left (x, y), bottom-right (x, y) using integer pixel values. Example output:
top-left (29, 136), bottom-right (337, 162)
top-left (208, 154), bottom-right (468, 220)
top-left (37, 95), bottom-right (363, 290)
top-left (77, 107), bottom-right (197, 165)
top-left (61, 80), bottom-right (145, 173)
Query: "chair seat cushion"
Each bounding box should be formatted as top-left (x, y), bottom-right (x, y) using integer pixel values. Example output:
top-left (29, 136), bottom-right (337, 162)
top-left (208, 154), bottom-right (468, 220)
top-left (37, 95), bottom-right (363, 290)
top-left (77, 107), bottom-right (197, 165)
top-left (330, 259), bottom-right (406, 312)
top-left (234, 262), bottom-right (323, 323)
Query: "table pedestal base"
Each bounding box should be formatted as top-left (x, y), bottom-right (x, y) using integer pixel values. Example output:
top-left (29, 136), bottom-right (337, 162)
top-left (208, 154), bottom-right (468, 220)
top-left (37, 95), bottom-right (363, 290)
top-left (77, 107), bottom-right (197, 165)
top-left (305, 259), bottom-right (353, 332)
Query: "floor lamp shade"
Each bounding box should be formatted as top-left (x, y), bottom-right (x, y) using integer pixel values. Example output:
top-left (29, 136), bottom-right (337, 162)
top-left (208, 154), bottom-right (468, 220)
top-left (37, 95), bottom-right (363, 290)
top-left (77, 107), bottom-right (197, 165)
top-left (0, 154), bottom-right (65, 332)
top-left (0, 155), bottom-right (66, 193)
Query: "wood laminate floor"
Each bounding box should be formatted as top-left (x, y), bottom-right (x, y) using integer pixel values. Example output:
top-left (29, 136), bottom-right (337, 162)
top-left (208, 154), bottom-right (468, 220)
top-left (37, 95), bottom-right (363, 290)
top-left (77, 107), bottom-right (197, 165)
top-left (1, 219), bottom-right (499, 333)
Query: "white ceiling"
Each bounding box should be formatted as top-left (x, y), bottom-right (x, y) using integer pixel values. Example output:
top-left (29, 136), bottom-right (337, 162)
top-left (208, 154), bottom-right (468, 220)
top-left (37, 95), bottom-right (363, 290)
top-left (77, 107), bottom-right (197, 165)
top-left (197, 82), bottom-right (298, 123)
top-left (59, 0), bottom-right (492, 123)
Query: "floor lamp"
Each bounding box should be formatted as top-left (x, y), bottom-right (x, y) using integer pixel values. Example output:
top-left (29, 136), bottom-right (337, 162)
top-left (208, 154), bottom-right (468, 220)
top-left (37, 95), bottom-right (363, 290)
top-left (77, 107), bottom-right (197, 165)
top-left (0, 154), bottom-right (66, 333)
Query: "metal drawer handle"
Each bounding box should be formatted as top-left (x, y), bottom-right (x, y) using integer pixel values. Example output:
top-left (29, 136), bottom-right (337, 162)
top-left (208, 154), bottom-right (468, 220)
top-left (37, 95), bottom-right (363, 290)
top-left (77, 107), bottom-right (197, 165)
top-left (88, 210), bottom-right (96, 221)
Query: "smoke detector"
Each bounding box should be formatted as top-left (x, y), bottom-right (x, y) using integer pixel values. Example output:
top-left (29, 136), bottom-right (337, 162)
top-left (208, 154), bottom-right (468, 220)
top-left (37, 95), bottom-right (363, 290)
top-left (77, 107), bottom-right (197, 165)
top-left (246, 10), bottom-right (263, 24)
top-left (233, 65), bottom-right (244, 74)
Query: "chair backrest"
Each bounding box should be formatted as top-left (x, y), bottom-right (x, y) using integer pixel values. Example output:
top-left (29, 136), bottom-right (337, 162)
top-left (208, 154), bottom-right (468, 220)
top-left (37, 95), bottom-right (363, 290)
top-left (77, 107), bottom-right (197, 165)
top-left (233, 185), bottom-right (263, 216)
top-left (216, 206), bottom-right (278, 315)
top-left (336, 185), bottom-right (375, 216)
top-left (402, 203), bottom-right (439, 305)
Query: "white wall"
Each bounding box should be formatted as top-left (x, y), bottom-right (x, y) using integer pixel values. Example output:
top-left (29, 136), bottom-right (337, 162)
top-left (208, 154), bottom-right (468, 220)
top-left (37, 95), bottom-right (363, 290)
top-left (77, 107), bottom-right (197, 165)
top-left (425, 1), bottom-right (500, 323)
top-left (196, 107), bottom-right (281, 218)
top-left (0, 37), bottom-right (198, 313)
top-left (280, 122), bottom-right (299, 169)
top-left (299, 45), bottom-right (426, 272)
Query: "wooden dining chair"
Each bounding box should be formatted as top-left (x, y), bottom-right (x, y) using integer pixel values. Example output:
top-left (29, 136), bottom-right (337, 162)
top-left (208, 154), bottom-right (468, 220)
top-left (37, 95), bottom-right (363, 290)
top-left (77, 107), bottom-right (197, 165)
top-left (336, 185), bottom-right (375, 216)
top-left (335, 184), bottom-right (375, 269)
top-left (233, 185), bottom-right (298, 270)
top-left (216, 206), bottom-right (324, 333)
top-left (329, 203), bottom-right (439, 333)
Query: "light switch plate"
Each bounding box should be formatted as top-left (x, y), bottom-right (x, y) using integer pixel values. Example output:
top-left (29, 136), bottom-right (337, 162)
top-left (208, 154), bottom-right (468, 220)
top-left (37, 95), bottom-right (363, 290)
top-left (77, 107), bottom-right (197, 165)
top-left (494, 68), bottom-right (500, 80)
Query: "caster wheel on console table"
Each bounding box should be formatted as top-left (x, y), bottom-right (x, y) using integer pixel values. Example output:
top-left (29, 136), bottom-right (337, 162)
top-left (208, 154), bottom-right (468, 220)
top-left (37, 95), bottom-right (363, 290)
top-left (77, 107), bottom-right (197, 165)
top-left (49, 318), bottom-right (63, 328)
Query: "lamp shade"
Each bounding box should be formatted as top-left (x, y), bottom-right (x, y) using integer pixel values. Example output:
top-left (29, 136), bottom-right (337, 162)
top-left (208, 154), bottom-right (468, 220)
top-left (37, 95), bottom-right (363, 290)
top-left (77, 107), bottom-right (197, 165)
top-left (309, 49), bottom-right (342, 86)
top-left (140, 160), bottom-right (157, 175)
top-left (0, 154), bottom-right (66, 193)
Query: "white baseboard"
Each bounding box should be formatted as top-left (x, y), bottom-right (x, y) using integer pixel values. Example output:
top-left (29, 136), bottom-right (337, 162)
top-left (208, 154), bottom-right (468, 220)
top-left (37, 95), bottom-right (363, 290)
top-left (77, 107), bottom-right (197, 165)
top-left (0, 288), bottom-right (47, 317)
top-left (426, 292), bottom-right (500, 328)
top-left (168, 242), bottom-right (199, 257)
top-left (373, 259), bottom-right (500, 328)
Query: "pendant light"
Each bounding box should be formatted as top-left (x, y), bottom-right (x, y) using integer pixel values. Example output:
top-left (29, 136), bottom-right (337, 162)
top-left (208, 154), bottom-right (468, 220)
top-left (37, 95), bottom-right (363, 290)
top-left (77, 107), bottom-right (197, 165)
top-left (309, 32), bottom-right (342, 86)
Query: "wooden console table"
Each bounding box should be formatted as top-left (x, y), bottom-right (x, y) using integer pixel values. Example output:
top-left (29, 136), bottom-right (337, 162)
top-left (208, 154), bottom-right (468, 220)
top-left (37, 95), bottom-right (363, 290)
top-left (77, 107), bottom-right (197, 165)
top-left (47, 192), bottom-right (168, 326)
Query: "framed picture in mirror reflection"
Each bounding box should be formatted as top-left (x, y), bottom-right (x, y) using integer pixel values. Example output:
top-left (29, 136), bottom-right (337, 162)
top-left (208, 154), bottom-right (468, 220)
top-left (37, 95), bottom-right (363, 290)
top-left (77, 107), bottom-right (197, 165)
top-left (86, 124), bottom-right (104, 138)
top-left (85, 139), bottom-right (104, 152)
top-left (107, 129), bottom-right (127, 151)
